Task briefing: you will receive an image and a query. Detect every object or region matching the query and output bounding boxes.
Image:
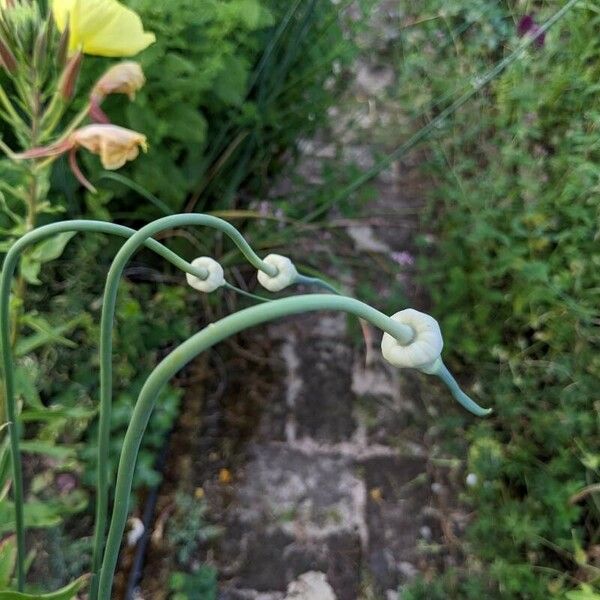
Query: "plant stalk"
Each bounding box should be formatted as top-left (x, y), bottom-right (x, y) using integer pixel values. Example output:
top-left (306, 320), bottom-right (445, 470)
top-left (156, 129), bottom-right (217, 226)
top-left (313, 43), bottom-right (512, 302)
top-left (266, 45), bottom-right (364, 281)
top-left (0, 220), bottom-right (209, 592)
top-left (97, 293), bottom-right (415, 598)
top-left (89, 214), bottom-right (283, 600)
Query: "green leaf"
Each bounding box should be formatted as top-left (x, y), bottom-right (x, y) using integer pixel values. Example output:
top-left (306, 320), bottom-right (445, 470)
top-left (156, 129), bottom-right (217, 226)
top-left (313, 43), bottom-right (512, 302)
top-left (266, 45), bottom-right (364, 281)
top-left (565, 584), bottom-right (600, 600)
top-left (13, 363), bottom-right (42, 409)
top-left (20, 232), bottom-right (76, 285)
top-left (0, 535), bottom-right (16, 589)
top-left (0, 491), bottom-right (88, 535)
top-left (212, 55), bottom-right (249, 106)
top-left (15, 314), bottom-right (84, 357)
top-left (19, 441), bottom-right (77, 460)
top-left (0, 574), bottom-right (89, 599)
top-left (0, 437), bottom-right (10, 493)
top-left (167, 105), bottom-right (207, 143)
top-left (20, 406), bottom-right (96, 424)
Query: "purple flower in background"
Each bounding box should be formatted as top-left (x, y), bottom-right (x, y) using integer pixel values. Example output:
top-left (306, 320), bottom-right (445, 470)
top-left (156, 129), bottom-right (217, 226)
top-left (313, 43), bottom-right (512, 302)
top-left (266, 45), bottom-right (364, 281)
top-left (518, 15), bottom-right (546, 48)
top-left (391, 251), bottom-right (415, 267)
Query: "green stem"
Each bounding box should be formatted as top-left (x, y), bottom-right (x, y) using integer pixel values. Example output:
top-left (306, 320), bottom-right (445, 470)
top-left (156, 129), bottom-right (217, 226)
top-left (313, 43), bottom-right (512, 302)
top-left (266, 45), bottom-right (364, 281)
top-left (90, 214), bottom-right (281, 600)
top-left (97, 294), bottom-right (414, 598)
top-left (435, 362), bottom-right (492, 417)
top-left (0, 84), bottom-right (26, 131)
top-left (0, 220), bottom-right (208, 591)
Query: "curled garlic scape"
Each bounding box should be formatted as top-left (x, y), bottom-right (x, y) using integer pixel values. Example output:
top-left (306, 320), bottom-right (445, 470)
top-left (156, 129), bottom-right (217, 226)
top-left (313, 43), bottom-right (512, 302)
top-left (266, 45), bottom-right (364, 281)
top-left (185, 257), bottom-right (224, 292)
top-left (184, 255), bottom-right (490, 416)
top-left (381, 309), bottom-right (443, 374)
top-left (257, 254), bottom-right (298, 292)
top-left (381, 308), bottom-right (491, 416)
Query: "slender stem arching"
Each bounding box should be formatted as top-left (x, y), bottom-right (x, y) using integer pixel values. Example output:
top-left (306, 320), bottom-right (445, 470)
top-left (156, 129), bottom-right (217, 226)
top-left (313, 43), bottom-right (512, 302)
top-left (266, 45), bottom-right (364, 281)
top-left (97, 293), bottom-right (415, 598)
top-left (90, 214), bottom-right (284, 600)
top-left (435, 362), bottom-right (492, 417)
top-left (0, 219), bottom-right (208, 591)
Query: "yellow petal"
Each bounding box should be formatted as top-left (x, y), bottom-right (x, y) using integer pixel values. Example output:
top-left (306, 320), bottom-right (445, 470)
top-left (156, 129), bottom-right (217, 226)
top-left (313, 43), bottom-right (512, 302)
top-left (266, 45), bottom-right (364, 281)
top-left (52, 0), bottom-right (155, 58)
top-left (51, 0), bottom-right (74, 31)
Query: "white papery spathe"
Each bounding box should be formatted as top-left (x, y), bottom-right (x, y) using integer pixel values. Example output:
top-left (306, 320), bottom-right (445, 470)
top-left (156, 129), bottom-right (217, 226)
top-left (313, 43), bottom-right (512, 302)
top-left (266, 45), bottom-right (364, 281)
top-left (257, 253), bottom-right (298, 292)
top-left (186, 256), bottom-right (225, 293)
top-left (381, 308), bottom-right (443, 374)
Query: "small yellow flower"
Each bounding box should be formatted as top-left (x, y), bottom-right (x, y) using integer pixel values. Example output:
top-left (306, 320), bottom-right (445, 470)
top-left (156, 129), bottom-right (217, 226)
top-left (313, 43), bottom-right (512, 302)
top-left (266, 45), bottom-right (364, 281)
top-left (370, 487), bottom-right (383, 503)
top-left (52, 0), bottom-right (155, 57)
top-left (72, 124), bottom-right (147, 170)
top-left (218, 468), bottom-right (232, 485)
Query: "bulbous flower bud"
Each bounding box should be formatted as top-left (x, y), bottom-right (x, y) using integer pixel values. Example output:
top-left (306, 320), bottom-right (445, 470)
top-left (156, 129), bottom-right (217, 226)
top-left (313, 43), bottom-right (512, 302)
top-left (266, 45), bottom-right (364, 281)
top-left (257, 254), bottom-right (298, 292)
top-left (381, 309), bottom-right (444, 374)
top-left (186, 257), bottom-right (225, 293)
top-left (89, 61), bottom-right (145, 123)
top-left (71, 124), bottom-right (147, 170)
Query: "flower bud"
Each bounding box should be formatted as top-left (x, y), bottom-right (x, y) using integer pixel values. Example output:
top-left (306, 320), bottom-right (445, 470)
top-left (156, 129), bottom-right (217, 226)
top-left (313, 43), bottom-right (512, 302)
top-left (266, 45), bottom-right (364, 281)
top-left (33, 14), bottom-right (52, 70)
top-left (257, 254), bottom-right (298, 292)
top-left (0, 34), bottom-right (17, 74)
top-left (56, 21), bottom-right (70, 66)
top-left (186, 257), bottom-right (225, 293)
top-left (381, 309), bottom-right (443, 374)
top-left (58, 51), bottom-right (83, 101)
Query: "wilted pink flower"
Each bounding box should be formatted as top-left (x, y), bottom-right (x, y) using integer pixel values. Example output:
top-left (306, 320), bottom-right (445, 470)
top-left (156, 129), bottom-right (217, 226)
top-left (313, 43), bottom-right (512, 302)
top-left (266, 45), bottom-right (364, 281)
top-left (16, 124), bottom-right (148, 192)
top-left (89, 61), bottom-right (145, 123)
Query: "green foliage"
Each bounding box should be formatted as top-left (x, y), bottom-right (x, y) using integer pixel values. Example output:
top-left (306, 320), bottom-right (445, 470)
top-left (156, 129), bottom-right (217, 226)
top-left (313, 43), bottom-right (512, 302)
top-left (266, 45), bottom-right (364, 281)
top-left (78, 0), bottom-right (359, 214)
top-left (167, 492), bottom-right (222, 567)
top-left (32, 235), bottom-right (193, 492)
top-left (168, 567), bottom-right (217, 600)
top-left (398, 2), bottom-right (600, 598)
top-left (0, 0), bottom-right (362, 593)
top-left (0, 575), bottom-right (88, 599)
top-left (0, 537), bottom-right (17, 590)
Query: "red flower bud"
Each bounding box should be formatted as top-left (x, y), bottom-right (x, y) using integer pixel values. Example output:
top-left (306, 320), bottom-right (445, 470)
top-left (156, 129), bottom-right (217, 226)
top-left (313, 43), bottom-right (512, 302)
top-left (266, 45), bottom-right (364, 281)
top-left (58, 50), bottom-right (83, 101)
top-left (0, 35), bottom-right (17, 74)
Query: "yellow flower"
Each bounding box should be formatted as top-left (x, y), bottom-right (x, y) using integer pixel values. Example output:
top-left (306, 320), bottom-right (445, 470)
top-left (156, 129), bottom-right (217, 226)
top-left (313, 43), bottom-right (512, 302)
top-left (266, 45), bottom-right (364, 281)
top-left (72, 124), bottom-right (147, 170)
top-left (52, 0), bottom-right (155, 57)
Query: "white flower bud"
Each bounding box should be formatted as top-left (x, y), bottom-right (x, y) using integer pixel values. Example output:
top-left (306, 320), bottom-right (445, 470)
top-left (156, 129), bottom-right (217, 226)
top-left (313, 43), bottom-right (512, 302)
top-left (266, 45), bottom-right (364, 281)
top-left (466, 473), bottom-right (478, 487)
top-left (257, 254), bottom-right (298, 292)
top-left (186, 257), bottom-right (225, 293)
top-left (381, 308), bottom-right (443, 374)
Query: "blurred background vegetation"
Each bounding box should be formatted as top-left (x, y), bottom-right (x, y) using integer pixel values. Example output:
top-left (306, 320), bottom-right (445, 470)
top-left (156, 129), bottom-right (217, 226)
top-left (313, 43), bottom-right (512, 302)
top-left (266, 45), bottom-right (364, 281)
top-left (396, 1), bottom-right (599, 598)
top-left (0, 0), bottom-right (598, 598)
